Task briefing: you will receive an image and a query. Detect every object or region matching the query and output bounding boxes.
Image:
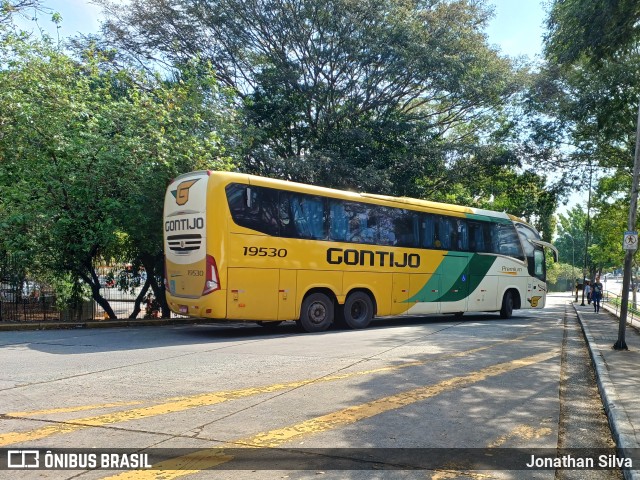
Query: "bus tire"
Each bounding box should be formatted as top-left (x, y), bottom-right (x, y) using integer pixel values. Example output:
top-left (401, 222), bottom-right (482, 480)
top-left (500, 291), bottom-right (514, 319)
top-left (299, 293), bottom-right (334, 333)
top-left (343, 291), bottom-right (374, 329)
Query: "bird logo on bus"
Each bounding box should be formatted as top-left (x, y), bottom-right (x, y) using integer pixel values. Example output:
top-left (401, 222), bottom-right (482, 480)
top-left (171, 179), bottom-right (199, 206)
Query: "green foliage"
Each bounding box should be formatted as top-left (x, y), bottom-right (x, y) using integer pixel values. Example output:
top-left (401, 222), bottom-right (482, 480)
top-left (46, 272), bottom-right (91, 310)
top-left (0, 33), bottom-right (238, 317)
top-left (554, 206), bottom-right (588, 268)
top-left (101, 0), bottom-right (531, 202)
top-left (545, 0), bottom-right (640, 66)
top-left (546, 262), bottom-right (576, 291)
top-left (541, 0), bottom-right (640, 274)
top-left (588, 199), bottom-right (627, 271)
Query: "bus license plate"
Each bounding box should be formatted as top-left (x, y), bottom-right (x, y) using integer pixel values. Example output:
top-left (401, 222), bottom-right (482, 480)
top-left (179, 305), bottom-right (188, 314)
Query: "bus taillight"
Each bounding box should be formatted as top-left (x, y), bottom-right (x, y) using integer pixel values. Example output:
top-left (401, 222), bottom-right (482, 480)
top-left (203, 254), bottom-right (220, 295)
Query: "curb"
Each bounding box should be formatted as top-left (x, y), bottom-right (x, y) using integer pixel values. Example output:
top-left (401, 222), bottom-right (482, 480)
top-left (573, 304), bottom-right (640, 480)
top-left (0, 318), bottom-right (205, 331)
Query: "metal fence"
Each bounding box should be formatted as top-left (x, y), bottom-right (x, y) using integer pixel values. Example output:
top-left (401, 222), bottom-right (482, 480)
top-left (603, 290), bottom-right (640, 322)
top-left (0, 256), bottom-right (173, 323)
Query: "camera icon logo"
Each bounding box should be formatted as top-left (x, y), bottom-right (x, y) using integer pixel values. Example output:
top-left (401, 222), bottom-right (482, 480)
top-left (7, 450), bottom-right (40, 468)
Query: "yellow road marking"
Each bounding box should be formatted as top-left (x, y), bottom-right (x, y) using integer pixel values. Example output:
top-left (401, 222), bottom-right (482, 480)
top-left (102, 349), bottom-right (559, 479)
top-left (0, 335), bottom-right (533, 447)
top-left (6, 402), bottom-right (144, 417)
top-left (487, 424), bottom-right (552, 448)
top-left (427, 424), bottom-right (553, 478)
top-left (430, 471), bottom-right (494, 479)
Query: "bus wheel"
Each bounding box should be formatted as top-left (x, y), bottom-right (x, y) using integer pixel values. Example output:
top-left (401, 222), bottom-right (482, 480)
top-left (500, 291), bottom-right (514, 319)
top-left (299, 293), bottom-right (334, 332)
top-left (256, 321), bottom-right (282, 329)
top-left (343, 291), bottom-right (374, 329)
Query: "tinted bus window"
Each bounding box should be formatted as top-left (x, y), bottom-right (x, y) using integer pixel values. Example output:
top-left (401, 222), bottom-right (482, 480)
top-left (492, 223), bottom-right (524, 260)
top-left (328, 201), bottom-right (348, 241)
top-left (225, 184), bottom-right (279, 236)
top-left (469, 221), bottom-right (487, 252)
top-left (438, 217), bottom-right (455, 250)
top-left (534, 249), bottom-right (545, 280)
top-left (392, 209), bottom-right (418, 248)
top-left (515, 223), bottom-right (540, 258)
top-left (287, 193), bottom-right (327, 240)
top-left (420, 214), bottom-right (436, 248)
top-left (456, 219), bottom-right (468, 251)
top-left (371, 207), bottom-right (392, 246)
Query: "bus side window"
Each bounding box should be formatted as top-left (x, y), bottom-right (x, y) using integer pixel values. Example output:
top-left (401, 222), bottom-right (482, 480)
top-left (533, 249), bottom-right (545, 280)
top-left (439, 217), bottom-right (454, 250)
top-left (278, 193), bottom-right (294, 237)
top-left (291, 194), bottom-right (326, 239)
top-left (225, 184), bottom-right (279, 235)
top-left (329, 201), bottom-right (348, 241)
top-left (469, 221), bottom-right (487, 252)
top-left (226, 184), bottom-right (247, 216)
top-left (457, 219), bottom-right (468, 251)
top-left (421, 214), bottom-right (435, 248)
top-left (256, 187), bottom-right (279, 236)
top-left (376, 207), bottom-right (399, 246)
top-left (393, 210), bottom-right (417, 247)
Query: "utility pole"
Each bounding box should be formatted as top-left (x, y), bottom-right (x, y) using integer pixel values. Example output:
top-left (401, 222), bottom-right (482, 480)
top-left (614, 102), bottom-right (640, 350)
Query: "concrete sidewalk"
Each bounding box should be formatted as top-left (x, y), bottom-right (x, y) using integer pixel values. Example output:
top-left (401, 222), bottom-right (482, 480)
top-left (573, 298), bottom-right (640, 480)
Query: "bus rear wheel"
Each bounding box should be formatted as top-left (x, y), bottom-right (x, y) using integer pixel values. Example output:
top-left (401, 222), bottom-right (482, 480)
top-left (500, 291), bottom-right (514, 319)
top-left (343, 291), bottom-right (374, 329)
top-left (299, 293), bottom-right (334, 333)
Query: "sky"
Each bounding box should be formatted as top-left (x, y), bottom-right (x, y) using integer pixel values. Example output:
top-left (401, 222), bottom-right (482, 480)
top-left (26, 0), bottom-right (550, 58)
top-left (21, 1), bottom-right (581, 214)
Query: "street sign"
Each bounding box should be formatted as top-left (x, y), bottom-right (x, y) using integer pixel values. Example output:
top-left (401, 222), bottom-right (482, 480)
top-left (623, 231), bottom-right (638, 251)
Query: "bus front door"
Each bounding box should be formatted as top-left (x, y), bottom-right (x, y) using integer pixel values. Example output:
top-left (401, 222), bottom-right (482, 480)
top-left (439, 253), bottom-right (469, 314)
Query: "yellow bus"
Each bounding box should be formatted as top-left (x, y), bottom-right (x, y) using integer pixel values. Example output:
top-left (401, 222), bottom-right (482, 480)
top-left (163, 171), bottom-right (558, 332)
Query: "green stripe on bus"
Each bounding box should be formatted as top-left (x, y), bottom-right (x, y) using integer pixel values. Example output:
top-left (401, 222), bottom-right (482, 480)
top-left (405, 254), bottom-right (496, 303)
top-left (438, 254), bottom-right (496, 302)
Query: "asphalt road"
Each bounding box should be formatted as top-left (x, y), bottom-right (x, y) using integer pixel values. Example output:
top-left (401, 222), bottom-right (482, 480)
top-left (0, 295), bottom-right (622, 479)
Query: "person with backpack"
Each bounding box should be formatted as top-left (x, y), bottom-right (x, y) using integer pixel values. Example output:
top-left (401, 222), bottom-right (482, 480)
top-left (592, 275), bottom-right (603, 313)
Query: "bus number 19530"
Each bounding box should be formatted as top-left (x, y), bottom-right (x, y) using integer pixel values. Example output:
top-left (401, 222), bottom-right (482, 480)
top-left (243, 247), bottom-right (287, 257)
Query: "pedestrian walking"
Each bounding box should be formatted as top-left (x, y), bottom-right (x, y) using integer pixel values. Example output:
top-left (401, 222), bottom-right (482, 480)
top-left (592, 275), bottom-right (603, 313)
top-left (584, 281), bottom-right (591, 304)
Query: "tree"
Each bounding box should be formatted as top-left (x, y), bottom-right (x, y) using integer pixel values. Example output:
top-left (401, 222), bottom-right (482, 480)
top-left (554, 206), bottom-right (588, 270)
top-left (98, 0), bottom-right (524, 198)
top-left (0, 33), bottom-right (236, 317)
top-left (545, 0), bottom-right (640, 66)
top-left (544, 0), bottom-right (640, 349)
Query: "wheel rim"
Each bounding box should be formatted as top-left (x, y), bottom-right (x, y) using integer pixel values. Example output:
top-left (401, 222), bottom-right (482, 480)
top-left (350, 300), bottom-right (367, 321)
top-left (308, 301), bottom-right (327, 325)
